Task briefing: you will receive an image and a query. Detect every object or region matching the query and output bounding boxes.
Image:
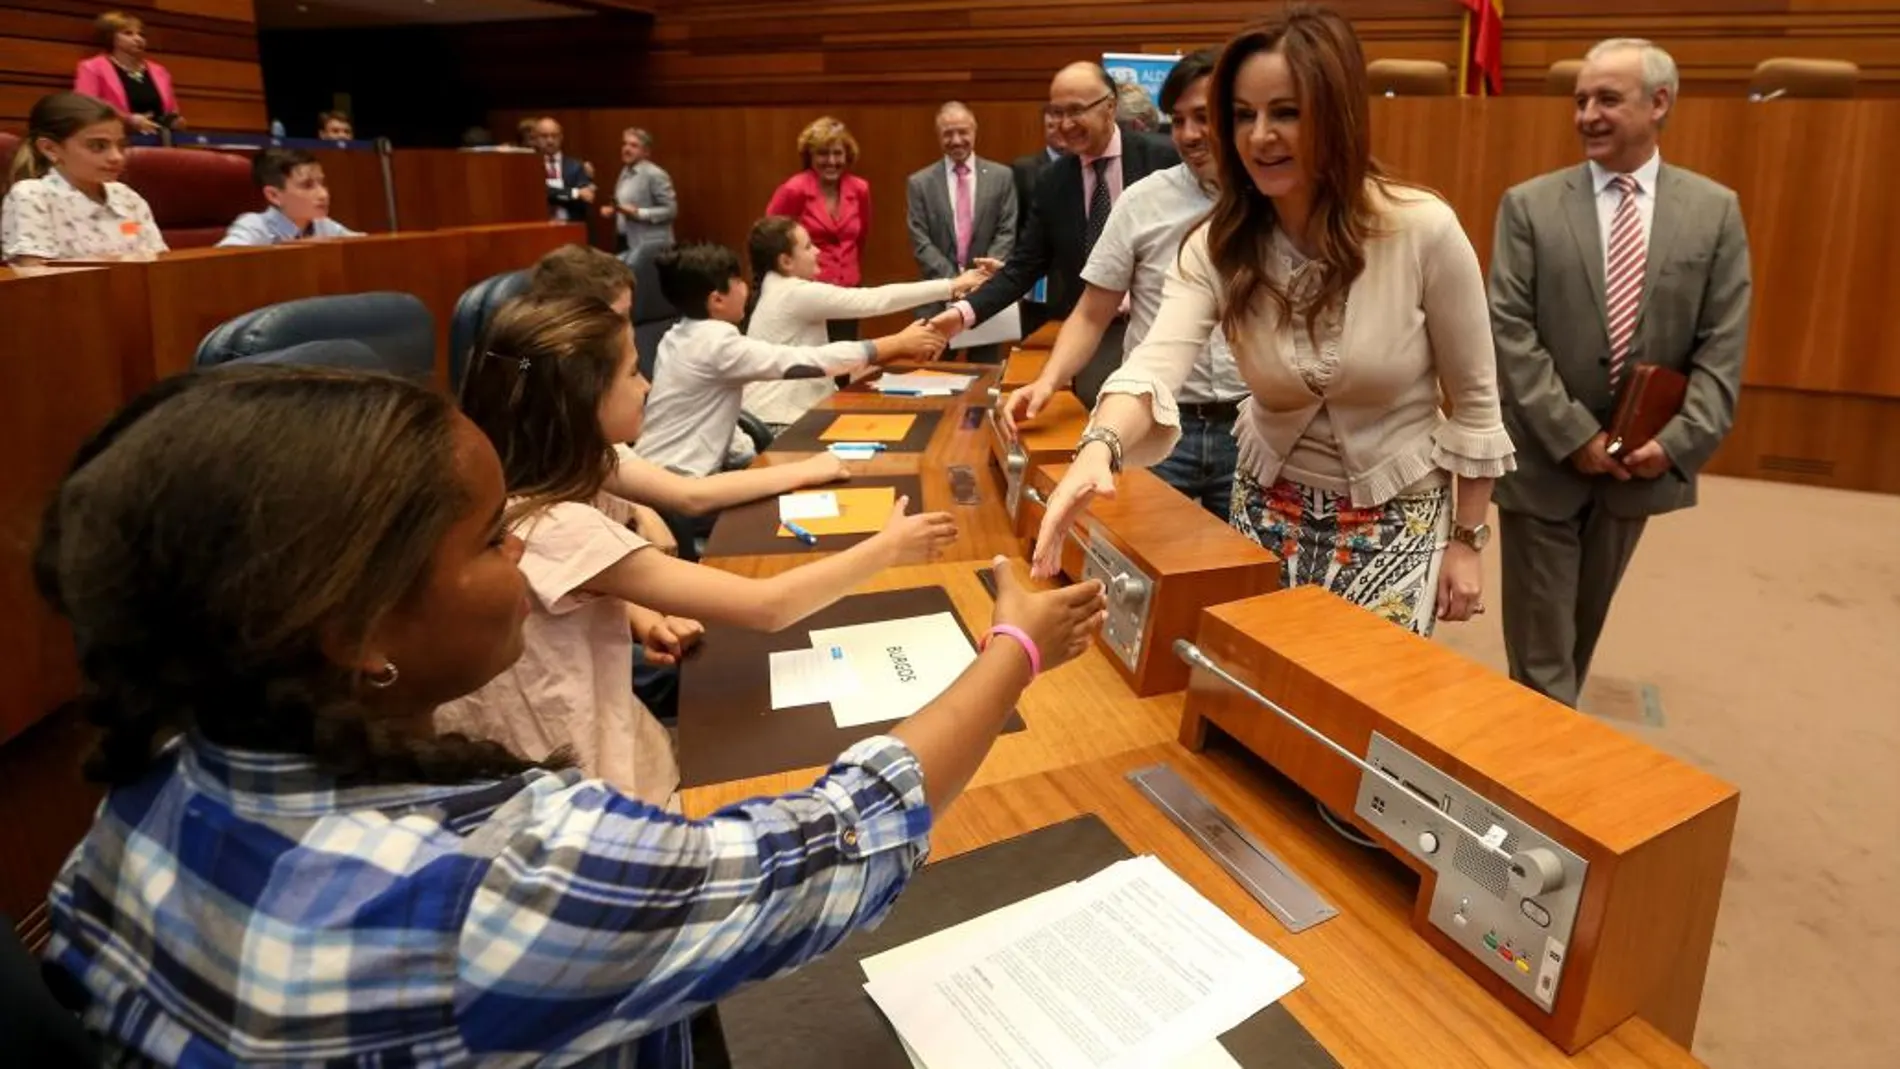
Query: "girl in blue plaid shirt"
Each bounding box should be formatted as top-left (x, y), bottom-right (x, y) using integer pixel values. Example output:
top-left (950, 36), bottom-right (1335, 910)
top-left (36, 364), bottom-right (1104, 1067)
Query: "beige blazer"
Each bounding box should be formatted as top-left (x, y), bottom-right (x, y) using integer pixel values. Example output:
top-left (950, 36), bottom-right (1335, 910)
top-left (1102, 182), bottom-right (1515, 507)
top-left (1487, 161), bottom-right (1752, 521)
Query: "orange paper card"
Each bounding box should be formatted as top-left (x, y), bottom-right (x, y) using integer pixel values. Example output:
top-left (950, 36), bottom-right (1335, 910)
top-left (777, 486), bottom-right (898, 538)
top-left (820, 413), bottom-right (916, 443)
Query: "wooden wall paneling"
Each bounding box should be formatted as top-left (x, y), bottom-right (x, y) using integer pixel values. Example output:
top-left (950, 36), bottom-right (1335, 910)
top-left (0, 0), bottom-right (264, 129)
top-left (315, 144), bottom-right (394, 233)
top-left (452, 220), bottom-right (588, 282)
top-left (1704, 387), bottom-right (1900, 492)
top-left (642, 0), bottom-right (1900, 103)
top-left (121, 244), bottom-right (340, 379)
top-left (323, 230), bottom-right (470, 387)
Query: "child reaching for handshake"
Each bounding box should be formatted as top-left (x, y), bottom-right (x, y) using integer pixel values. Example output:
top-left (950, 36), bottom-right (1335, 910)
top-left (440, 294), bottom-right (959, 805)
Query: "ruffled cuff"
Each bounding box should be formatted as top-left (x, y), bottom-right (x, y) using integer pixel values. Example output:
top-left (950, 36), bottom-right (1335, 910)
top-left (1096, 368), bottom-right (1182, 468)
top-left (1432, 420), bottom-right (1518, 479)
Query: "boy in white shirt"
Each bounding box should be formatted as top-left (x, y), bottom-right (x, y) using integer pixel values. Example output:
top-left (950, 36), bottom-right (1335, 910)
top-left (637, 242), bottom-right (947, 477)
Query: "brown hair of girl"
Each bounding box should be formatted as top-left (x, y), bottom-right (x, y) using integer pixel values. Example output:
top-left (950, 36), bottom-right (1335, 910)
top-left (34, 364), bottom-right (549, 786)
top-left (458, 294), bottom-right (632, 526)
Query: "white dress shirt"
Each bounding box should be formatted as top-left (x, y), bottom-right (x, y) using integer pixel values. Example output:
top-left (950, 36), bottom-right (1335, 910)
top-left (636, 317), bottom-right (875, 476)
top-left (1588, 151), bottom-right (1660, 270)
top-left (1080, 163), bottom-right (1246, 404)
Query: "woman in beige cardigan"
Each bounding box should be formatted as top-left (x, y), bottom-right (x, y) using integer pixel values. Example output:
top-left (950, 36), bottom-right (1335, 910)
top-left (1034, 6), bottom-right (1515, 636)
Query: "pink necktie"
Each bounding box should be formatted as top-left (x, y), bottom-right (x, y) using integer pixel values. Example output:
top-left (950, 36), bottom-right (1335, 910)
top-left (1604, 174), bottom-right (1646, 389)
top-left (546, 157), bottom-right (558, 180)
top-left (953, 162), bottom-right (974, 268)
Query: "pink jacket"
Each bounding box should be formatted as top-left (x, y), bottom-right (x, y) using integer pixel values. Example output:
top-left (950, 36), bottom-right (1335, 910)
top-left (73, 53), bottom-right (179, 118)
top-left (765, 170), bottom-right (872, 288)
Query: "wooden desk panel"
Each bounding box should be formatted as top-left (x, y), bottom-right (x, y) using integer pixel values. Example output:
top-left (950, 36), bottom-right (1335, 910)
top-left (927, 744), bottom-right (1705, 1069)
top-left (125, 245), bottom-right (342, 380)
top-left (323, 231), bottom-right (473, 386)
top-left (0, 267), bottom-right (131, 745)
top-left (315, 147), bottom-right (395, 234)
top-left (703, 395), bottom-right (1019, 575)
top-left (392, 151), bottom-right (550, 232)
top-left (453, 221), bottom-right (588, 282)
top-left (680, 559), bottom-right (1183, 816)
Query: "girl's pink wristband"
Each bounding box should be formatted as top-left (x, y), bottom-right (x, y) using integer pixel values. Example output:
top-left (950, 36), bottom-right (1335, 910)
top-left (981, 624), bottom-right (1041, 679)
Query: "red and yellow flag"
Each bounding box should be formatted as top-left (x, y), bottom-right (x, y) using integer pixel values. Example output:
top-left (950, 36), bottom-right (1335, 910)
top-left (1458, 0), bottom-right (1505, 96)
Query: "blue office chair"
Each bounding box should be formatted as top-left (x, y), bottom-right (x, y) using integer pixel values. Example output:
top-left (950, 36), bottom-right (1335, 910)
top-left (449, 269), bottom-right (532, 392)
top-left (195, 293), bottom-right (434, 379)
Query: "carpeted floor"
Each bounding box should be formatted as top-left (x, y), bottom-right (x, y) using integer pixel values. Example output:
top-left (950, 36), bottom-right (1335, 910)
top-left (1431, 475), bottom-right (1900, 1069)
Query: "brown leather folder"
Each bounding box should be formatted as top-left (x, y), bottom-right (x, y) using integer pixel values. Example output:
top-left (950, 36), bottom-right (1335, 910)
top-left (1605, 364), bottom-right (1688, 457)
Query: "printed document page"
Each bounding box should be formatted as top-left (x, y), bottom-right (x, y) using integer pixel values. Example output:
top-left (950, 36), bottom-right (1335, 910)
top-left (807, 612), bottom-right (976, 728)
top-left (864, 856), bottom-right (1301, 1069)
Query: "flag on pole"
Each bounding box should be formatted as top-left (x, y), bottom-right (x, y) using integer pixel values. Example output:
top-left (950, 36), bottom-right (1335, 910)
top-left (1458, 0), bottom-right (1504, 96)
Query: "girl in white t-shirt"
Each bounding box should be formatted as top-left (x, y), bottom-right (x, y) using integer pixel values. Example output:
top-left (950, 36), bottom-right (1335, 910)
top-left (2, 92), bottom-right (167, 265)
top-left (440, 294), bottom-right (958, 805)
top-left (741, 215), bottom-right (994, 429)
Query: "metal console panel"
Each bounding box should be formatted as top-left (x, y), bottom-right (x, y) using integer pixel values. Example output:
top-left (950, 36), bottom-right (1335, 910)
top-left (1353, 732), bottom-right (1588, 1012)
top-left (1076, 527), bottom-right (1152, 672)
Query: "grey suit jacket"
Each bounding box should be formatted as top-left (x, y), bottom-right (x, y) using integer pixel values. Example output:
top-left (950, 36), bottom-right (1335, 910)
top-left (614, 160), bottom-right (677, 250)
top-left (905, 156), bottom-right (1017, 312)
top-left (1488, 161), bottom-right (1752, 521)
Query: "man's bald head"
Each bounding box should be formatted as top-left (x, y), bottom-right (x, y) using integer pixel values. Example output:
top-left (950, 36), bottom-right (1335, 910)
top-left (1045, 62), bottom-right (1118, 157)
top-left (532, 117), bottom-right (563, 155)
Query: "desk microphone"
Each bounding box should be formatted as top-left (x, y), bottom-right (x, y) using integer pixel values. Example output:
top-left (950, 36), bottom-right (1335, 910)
top-left (1173, 639), bottom-right (1523, 869)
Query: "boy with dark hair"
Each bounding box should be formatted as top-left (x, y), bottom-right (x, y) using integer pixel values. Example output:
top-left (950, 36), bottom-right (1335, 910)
top-left (636, 241), bottom-right (945, 477)
top-left (217, 148), bottom-right (363, 247)
top-left (528, 243), bottom-right (637, 316)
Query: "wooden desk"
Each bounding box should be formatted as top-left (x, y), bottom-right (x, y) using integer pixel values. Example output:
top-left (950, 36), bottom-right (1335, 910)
top-left (926, 744), bottom-right (1704, 1069)
top-left (0, 266), bottom-right (124, 943)
top-left (391, 151), bottom-right (549, 232)
top-left (680, 559), bottom-right (1184, 815)
top-left (705, 392), bottom-right (1020, 574)
top-left (453, 222), bottom-right (588, 281)
top-left (321, 231), bottom-right (473, 384)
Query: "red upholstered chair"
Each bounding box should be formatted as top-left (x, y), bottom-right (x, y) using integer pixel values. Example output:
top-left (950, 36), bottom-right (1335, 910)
top-left (121, 148), bottom-right (262, 248)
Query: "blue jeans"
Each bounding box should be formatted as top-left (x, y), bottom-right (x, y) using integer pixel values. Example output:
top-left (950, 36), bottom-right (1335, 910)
top-left (1149, 411), bottom-right (1239, 518)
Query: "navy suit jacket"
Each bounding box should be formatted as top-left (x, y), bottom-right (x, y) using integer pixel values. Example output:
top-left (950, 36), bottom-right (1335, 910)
top-left (544, 155), bottom-right (595, 222)
top-left (966, 127), bottom-right (1179, 324)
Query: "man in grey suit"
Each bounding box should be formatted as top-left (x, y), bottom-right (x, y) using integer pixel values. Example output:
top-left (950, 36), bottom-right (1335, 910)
top-left (906, 101), bottom-right (1017, 359)
top-left (603, 127), bottom-right (677, 254)
top-left (1489, 38), bottom-right (1752, 707)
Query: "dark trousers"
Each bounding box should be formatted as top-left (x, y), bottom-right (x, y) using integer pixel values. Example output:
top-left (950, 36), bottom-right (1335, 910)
top-left (1499, 503), bottom-right (1648, 707)
top-left (825, 319), bottom-right (860, 342)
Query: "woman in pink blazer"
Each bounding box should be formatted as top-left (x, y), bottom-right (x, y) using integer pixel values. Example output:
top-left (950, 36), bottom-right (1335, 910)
top-left (765, 117), bottom-right (871, 338)
top-left (73, 12), bottom-right (182, 135)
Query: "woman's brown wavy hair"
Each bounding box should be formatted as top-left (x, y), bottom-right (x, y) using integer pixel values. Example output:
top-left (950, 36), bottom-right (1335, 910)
top-left (1205, 4), bottom-right (1410, 344)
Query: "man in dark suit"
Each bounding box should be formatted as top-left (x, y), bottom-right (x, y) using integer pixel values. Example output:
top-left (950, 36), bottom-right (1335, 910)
top-left (531, 116), bottom-right (595, 224)
top-left (906, 101), bottom-right (1017, 360)
top-left (1009, 111), bottom-right (1065, 335)
top-left (932, 62), bottom-right (1179, 402)
top-left (1489, 39), bottom-right (1751, 707)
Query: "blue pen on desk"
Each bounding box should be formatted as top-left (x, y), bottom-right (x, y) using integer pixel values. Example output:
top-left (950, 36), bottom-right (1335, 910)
top-left (881, 388), bottom-right (925, 396)
top-left (782, 520), bottom-right (820, 546)
top-left (828, 442), bottom-right (888, 452)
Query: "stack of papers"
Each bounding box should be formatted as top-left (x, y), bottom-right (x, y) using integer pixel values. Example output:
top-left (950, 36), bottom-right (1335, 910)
top-left (774, 486), bottom-right (895, 538)
top-left (872, 370), bottom-right (979, 396)
top-left (862, 855), bottom-right (1303, 1069)
top-left (766, 612), bottom-right (976, 728)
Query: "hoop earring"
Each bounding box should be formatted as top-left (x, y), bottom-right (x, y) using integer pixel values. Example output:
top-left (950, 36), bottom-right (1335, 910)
top-left (367, 662), bottom-right (400, 689)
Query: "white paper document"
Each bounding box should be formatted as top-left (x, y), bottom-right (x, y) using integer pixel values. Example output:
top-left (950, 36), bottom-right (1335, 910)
top-left (874, 372), bottom-right (978, 396)
top-left (827, 443), bottom-right (881, 460)
top-left (766, 645), bottom-right (858, 710)
top-left (863, 855), bottom-right (1301, 1069)
top-left (806, 612), bottom-right (975, 729)
top-left (949, 301), bottom-right (1023, 351)
top-left (777, 491), bottom-right (841, 522)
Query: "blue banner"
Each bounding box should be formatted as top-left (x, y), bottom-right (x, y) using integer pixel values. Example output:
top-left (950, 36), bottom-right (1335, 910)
top-left (1103, 52), bottom-right (1182, 109)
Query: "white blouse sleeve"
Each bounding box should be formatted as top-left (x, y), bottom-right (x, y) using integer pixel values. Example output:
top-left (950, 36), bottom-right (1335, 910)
top-left (1096, 226), bottom-right (1222, 468)
top-left (1, 182), bottom-right (57, 262)
top-left (784, 277), bottom-right (953, 322)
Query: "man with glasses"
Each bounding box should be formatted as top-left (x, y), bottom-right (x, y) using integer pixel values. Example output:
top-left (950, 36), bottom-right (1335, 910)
top-left (931, 62), bottom-right (1177, 390)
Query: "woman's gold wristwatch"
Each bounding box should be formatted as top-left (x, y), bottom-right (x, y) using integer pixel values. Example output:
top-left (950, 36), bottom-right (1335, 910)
top-left (1451, 522), bottom-right (1492, 551)
top-left (1074, 426), bottom-right (1124, 473)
